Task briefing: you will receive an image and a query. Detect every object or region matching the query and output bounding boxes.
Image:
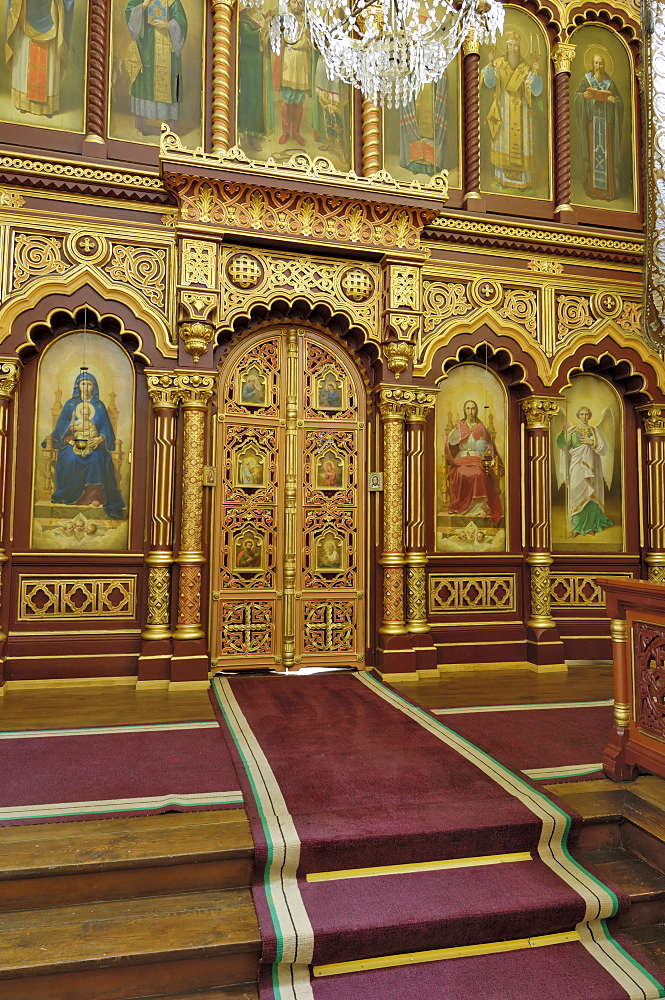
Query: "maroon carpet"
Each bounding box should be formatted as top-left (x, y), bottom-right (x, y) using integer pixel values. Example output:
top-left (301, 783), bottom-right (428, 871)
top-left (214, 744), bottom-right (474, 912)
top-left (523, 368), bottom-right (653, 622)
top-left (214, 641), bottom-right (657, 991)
top-left (0, 723), bottom-right (243, 825)
top-left (434, 704), bottom-right (612, 781)
top-left (211, 674), bottom-right (665, 1000)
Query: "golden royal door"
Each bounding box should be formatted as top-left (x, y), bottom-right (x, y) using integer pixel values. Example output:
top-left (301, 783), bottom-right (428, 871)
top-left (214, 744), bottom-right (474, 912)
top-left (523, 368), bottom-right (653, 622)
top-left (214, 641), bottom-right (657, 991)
top-left (211, 328), bottom-right (366, 670)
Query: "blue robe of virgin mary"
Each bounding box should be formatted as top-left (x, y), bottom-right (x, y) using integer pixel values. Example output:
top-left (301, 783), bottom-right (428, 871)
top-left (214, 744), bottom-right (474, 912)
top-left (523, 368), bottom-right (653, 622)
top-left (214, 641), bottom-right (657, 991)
top-left (45, 372), bottom-right (126, 520)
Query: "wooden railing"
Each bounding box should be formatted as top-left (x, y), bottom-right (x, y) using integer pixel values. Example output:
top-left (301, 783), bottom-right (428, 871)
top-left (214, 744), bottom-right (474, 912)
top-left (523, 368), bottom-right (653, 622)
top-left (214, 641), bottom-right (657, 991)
top-left (600, 578), bottom-right (665, 781)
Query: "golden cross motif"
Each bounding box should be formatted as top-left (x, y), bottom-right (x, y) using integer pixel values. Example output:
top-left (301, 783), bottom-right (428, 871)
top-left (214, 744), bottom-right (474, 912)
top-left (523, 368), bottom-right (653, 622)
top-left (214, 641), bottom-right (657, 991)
top-left (224, 603), bottom-right (271, 648)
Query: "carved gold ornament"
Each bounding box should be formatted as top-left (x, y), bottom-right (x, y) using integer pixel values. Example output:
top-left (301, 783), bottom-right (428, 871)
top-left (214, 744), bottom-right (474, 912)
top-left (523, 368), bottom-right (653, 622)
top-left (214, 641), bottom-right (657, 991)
top-left (550, 574), bottom-right (633, 608)
top-left (521, 397), bottom-right (559, 430)
top-left (617, 301), bottom-right (642, 336)
top-left (556, 295), bottom-right (594, 341)
top-left (64, 230), bottom-right (110, 268)
top-left (107, 245), bottom-right (166, 308)
top-left (527, 258), bottom-right (564, 274)
top-left (430, 575), bottom-right (516, 613)
top-left (180, 321), bottom-right (215, 364)
top-left (19, 576), bottom-right (137, 620)
top-left (219, 247), bottom-right (380, 344)
top-left (637, 404), bottom-right (665, 436)
top-left (0, 188), bottom-right (24, 208)
top-left (227, 254), bottom-right (264, 289)
top-left (167, 176), bottom-right (433, 254)
top-left (182, 240), bottom-right (217, 286)
top-left (13, 233), bottom-right (68, 288)
top-left (551, 43), bottom-right (577, 76)
top-left (0, 360), bottom-right (21, 400)
top-left (384, 342), bottom-right (415, 379)
top-left (341, 268), bottom-right (375, 302)
top-left (499, 289), bottom-right (538, 336)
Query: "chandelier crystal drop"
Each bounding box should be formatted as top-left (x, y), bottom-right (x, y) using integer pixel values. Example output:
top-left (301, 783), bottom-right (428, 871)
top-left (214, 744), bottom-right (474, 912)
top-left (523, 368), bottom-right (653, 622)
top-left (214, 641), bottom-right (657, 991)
top-left (242, 0), bottom-right (504, 110)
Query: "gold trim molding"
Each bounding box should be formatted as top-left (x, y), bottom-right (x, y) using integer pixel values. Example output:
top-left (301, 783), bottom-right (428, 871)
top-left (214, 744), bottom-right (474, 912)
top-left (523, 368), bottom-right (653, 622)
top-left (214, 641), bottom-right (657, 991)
top-left (160, 128), bottom-right (449, 202)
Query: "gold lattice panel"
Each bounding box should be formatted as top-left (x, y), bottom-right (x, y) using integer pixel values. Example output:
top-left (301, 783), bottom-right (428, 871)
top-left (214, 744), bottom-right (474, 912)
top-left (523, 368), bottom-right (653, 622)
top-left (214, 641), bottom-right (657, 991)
top-left (18, 575), bottom-right (137, 620)
top-left (429, 575), bottom-right (516, 614)
top-left (550, 574), bottom-right (634, 609)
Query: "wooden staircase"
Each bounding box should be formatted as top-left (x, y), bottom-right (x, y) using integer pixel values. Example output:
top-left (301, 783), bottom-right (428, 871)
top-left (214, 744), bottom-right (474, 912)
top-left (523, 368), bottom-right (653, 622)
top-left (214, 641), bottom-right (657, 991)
top-left (2, 779), bottom-right (665, 1000)
top-left (0, 810), bottom-right (260, 1000)
top-left (552, 775), bottom-right (665, 973)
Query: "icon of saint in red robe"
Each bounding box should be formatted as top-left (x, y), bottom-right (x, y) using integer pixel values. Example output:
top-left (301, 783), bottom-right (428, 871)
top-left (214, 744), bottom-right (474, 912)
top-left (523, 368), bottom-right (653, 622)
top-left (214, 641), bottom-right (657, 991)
top-left (445, 400), bottom-right (503, 526)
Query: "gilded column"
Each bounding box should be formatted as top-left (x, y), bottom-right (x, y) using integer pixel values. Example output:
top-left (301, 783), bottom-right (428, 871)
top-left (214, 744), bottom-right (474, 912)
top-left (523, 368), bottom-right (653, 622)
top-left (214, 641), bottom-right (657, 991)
top-left (211, 0), bottom-right (235, 153)
top-left (405, 392), bottom-right (437, 632)
top-left (551, 43), bottom-right (577, 220)
top-left (361, 100), bottom-right (381, 175)
top-left (637, 404), bottom-right (665, 583)
top-left (173, 372), bottom-right (216, 641)
top-left (143, 373), bottom-right (180, 641)
top-left (521, 397), bottom-right (560, 629)
top-left (84, 0), bottom-right (109, 146)
top-left (281, 329), bottom-right (299, 669)
top-left (461, 29), bottom-right (483, 209)
top-left (378, 388), bottom-right (409, 635)
top-left (0, 361), bottom-right (20, 655)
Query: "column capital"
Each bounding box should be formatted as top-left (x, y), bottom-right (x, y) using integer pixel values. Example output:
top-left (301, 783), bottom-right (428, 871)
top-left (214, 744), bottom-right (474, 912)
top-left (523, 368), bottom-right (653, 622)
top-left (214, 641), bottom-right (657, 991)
top-left (637, 403), bottom-right (665, 436)
top-left (174, 371), bottom-right (217, 409)
top-left (462, 27), bottom-right (481, 56)
top-left (0, 359), bottom-right (21, 400)
top-left (145, 371), bottom-right (181, 410)
top-left (378, 385), bottom-right (437, 421)
top-left (551, 43), bottom-right (576, 76)
top-left (521, 396), bottom-right (560, 430)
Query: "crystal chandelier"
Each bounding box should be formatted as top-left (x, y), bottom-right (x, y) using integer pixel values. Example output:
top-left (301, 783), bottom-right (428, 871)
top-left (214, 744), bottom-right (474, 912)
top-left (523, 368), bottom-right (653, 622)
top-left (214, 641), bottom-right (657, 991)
top-left (307, 0), bottom-right (504, 107)
top-left (244, 0), bottom-right (504, 110)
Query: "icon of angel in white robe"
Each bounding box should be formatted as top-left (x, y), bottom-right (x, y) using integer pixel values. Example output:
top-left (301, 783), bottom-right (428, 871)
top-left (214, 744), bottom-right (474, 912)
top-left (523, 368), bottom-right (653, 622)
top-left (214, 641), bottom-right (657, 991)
top-left (555, 404), bottom-right (615, 537)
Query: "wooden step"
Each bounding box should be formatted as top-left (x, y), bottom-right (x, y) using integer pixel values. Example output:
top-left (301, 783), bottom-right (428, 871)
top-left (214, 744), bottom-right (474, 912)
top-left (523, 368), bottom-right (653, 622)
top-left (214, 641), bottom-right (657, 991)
top-left (137, 988), bottom-right (258, 1000)
top-left (578, 846), bottom-right (665, 927)
top-left (545, 778), bottom-right (626, 850)
top-left (623, 924), bottom-right (665, 976)
top-left (0, 888), bottom-right (260, 1000)
top-left (0, 810), bottom-right (253, 910)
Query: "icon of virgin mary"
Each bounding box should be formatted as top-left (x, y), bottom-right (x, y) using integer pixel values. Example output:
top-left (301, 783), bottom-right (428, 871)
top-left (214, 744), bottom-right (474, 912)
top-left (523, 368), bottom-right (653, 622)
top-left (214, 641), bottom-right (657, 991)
top-left (44, 371), bottom-right (126, 520)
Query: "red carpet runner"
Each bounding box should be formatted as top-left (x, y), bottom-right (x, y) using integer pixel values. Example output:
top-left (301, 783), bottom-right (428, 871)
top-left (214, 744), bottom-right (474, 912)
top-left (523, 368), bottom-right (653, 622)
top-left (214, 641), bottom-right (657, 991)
top-left (211, 673), bottom-right (665, 1000)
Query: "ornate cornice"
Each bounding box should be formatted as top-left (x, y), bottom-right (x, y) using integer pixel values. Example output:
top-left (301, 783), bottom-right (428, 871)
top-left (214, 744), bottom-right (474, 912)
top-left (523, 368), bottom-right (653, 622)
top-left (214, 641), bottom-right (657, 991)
top-left (160, 127), bottom-right (448, 203)
top-left (0, 152), bottom-right (169, 205)
top-left (427, 214), bottom-right (643, 264)
top-left (165, 174), bottom-right (436, 255)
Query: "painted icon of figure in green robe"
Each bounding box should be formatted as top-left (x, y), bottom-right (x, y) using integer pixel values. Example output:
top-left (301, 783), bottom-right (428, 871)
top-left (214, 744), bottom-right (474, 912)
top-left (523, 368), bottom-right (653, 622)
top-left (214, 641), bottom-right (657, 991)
top-left (124, 0), bottom-right (187, 136)
top-left (556, 405), bottom-right (614, 537)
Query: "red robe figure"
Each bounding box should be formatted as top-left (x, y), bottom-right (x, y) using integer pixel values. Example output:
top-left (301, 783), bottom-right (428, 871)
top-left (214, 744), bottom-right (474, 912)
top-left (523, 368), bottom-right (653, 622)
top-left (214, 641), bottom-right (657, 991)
top-left (445, 399), bottom-right (503, 526)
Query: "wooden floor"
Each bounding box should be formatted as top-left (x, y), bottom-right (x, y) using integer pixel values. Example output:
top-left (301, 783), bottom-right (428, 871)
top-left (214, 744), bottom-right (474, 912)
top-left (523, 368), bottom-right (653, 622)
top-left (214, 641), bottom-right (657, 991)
top-left (393, 661), bottom-right (614, 709)
top-left (0, 686), bottom-right (215, 731)
top-left (0, 662), bottom-right (613, 732)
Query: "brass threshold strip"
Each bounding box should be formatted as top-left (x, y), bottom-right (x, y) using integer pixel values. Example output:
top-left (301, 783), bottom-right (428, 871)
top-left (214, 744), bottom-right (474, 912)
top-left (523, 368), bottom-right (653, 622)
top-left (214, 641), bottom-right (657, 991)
top-left (313, 930), bottom-right (580, 977)
top-left (306, 851), bottom-right (532, 883)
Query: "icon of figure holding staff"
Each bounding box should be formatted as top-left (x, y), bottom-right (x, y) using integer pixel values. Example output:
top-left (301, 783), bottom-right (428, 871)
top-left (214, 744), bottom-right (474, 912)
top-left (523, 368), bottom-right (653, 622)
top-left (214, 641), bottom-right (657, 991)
top-left (556, 405), bottom-right (614, 536)
top-left (482, 30), bottom-right (542, 192)
top-left (574, 48), bottom-right (623, 201)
